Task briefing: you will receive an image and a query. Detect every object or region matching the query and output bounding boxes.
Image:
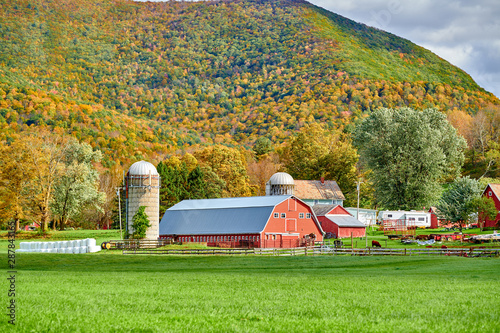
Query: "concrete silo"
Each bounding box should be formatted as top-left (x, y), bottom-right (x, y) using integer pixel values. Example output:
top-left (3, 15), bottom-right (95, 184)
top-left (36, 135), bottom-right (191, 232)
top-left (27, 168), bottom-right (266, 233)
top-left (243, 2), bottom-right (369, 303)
top-left (126, 161), bottom-right (160, 240)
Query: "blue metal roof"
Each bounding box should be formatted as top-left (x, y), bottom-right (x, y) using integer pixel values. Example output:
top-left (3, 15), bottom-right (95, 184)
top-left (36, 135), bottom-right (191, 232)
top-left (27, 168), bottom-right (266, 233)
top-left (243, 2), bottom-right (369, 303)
top-left (325, 215), bottom-right (366, 227)
top-left (159, 196), bottom-right (291, 235)
top-left (167, 195), bottom-right (290, 211)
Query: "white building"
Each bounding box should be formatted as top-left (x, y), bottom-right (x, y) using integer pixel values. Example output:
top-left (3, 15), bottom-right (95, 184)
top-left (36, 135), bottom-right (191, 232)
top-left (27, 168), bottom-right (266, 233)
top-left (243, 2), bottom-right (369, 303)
top-left (345, 207), bottom-right (377, 226)
top-left (378, 210), bottom-right (431, 228)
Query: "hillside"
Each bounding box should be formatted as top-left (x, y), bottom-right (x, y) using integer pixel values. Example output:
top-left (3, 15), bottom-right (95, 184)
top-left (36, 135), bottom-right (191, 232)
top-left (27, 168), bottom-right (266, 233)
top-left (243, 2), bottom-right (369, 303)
top-left (0, 0), bottom-right (498, 166)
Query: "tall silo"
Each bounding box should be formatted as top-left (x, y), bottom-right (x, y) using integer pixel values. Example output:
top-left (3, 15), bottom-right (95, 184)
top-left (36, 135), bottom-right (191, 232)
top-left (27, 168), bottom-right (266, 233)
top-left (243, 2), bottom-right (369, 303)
top-left (126, 161), bottom-right (160, 240)
top-left (265, 172), bottom-right (295, 196)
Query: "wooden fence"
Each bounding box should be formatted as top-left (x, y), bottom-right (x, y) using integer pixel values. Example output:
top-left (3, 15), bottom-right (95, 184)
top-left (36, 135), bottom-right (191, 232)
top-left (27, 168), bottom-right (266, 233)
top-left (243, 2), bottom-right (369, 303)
top-left (122, 246), bottom-right (500, 257)
top-left (108, 239), bottom-right (172, 249)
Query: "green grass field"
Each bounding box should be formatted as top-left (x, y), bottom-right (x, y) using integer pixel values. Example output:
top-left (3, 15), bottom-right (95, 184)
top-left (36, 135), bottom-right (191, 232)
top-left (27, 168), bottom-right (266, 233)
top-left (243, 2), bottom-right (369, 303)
top-left (1, 230), bottom-right (499, 332)
top-left (1, 249), bottom-right (500, 332)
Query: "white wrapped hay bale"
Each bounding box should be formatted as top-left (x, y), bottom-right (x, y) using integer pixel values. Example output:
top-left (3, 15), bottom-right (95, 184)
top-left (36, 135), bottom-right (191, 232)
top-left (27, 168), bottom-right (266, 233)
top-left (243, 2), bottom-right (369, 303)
top-left (34, 243), bottom-right (42, 252)
top-left (80, 246), bottom-right (88, 254)
top-left (16, 242), bottom-right (30, 252)
top-left (60, 241), bottom-right (68, 249)
top-left (88, 245), bottom-right (101, 253)
top-left (46, 242), bottom-right (54, 249)
top-left (72, 247), bottom-right (81, 254)
top-left (49, 248), bottom-right (58, 253)
top-left (57, 248), bottom-right (65, 253)
top-left (87, 238), bottom-right (97, 247)
top-left (16, 243), bottom-right (28, 252)
top-left (74, 240), bottom-right (82, 247)
top-left (64, 248), bottom-right (73, 254)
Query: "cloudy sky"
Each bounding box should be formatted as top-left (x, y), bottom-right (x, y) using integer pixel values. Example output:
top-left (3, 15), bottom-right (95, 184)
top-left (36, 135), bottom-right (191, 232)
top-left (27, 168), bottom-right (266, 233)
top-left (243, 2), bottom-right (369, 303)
top-left (309, 0), bottom-right (500, 98)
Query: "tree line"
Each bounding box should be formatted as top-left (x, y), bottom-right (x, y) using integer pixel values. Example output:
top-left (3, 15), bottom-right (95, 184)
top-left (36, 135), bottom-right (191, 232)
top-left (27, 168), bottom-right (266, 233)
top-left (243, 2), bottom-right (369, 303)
top-left (1, 106), bottom-right (499, 231)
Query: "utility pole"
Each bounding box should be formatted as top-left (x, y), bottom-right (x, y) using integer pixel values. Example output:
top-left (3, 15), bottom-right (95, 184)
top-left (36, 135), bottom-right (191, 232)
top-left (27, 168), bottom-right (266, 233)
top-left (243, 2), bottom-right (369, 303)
top-left (116, 187), bottom-right (123, 240)
top-left (356, 180), bottom-right (367, 248)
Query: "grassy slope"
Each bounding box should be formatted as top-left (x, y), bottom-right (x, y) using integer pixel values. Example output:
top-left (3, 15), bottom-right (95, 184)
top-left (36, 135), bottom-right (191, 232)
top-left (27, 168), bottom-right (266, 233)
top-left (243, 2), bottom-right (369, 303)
top-left (1, 254), bottom-right (499, 332)
top-left (0, 0), bottom-right (498, 166)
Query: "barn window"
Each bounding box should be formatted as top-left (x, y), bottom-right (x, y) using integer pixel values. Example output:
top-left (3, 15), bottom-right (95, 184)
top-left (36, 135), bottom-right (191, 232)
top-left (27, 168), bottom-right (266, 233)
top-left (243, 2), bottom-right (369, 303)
top-left (281, 213), bottom-right (286, 218)
top-left (299, 213), bottom-right (304, 219)
top-left (274, 212), bottom-right (279, 218)
top-left (418, 217), bottom-right (425, 221)
top-left (388, 214), bottom-right (393, 218)
top-left (257, 236), bottom-right (259, 241)
top-left (306, 213), bottom-right (311, 219)
top-left (489, 191), bottom-right (492, 196)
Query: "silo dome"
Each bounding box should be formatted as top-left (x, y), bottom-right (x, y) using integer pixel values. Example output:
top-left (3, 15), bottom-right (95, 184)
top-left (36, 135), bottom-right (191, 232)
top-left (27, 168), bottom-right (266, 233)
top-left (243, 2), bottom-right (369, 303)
top-left (128, 161), bottom-right (159, 176)
top-left (266, 172), bottom-right (295, 196)
top-left (269, 172), bottom-right (294, 185)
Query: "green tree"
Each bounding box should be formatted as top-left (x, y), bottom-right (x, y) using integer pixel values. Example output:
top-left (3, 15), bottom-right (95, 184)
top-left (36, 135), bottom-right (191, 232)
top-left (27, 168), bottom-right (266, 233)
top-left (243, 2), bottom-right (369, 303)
top-left (253, 137), bottom-right (273, 161)
top-left (157, 159), bottom-right (225, 215)
top-left (354, 107), bottom-right (467, 210)
top-left (437, 177), bottom-right (481, 232)
top-left (131, 206), bottom-right (151, 239)
top-left (50, 140), bottom-right (106, 230)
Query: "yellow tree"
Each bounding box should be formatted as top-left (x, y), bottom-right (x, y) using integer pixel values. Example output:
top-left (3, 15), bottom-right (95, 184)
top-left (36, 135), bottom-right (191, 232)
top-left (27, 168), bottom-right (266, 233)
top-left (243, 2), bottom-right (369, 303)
top-left (247, 152), bottom-right (281, 196)
top-left (279, 123), bottom-right (360, 205)
top-left (0, 138), bottom-right (36, 231)
top-left (23, 131), bottom-right (74, 232)
top-left (194, 145), bottom-right (252, 197)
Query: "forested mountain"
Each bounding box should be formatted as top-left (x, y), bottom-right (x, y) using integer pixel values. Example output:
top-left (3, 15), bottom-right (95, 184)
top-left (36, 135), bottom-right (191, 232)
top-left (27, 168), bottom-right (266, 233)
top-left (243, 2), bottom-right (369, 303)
top-left (0, 0), bottom-right (498, 167)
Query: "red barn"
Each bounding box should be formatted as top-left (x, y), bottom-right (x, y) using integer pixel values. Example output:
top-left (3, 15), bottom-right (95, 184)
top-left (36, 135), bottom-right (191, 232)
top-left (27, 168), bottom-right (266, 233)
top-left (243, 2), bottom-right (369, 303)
top-left (482, 184), bottom-right (500, 228)
top-left (159, 195), bottom-right (324, 248)
top-left (313, 205), bottom-right (366, 238)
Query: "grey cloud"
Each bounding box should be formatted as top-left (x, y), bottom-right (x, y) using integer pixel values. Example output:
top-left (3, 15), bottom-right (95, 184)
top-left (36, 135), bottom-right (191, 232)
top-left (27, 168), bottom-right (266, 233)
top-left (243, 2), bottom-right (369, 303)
top-left (309, 0), bottom-right (500, 98)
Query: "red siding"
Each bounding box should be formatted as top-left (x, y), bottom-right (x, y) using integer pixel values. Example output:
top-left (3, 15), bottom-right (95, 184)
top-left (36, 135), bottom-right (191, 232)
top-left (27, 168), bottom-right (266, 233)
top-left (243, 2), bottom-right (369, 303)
top-left (428, 208), bottom-right (439, 229)
top-left (483, 185), bottom-right (500, 228)
top-left (317, 215), bottom-right (365, 238)
top-left (159, 234), bottom-right (261, 248)
top-left (337, 227), bottom-right (365, 238)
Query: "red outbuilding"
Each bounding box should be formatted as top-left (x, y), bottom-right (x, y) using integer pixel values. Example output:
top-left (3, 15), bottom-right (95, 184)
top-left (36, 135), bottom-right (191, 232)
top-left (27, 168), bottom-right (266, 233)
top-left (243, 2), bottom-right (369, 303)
top-left (159, 195), bottom-right (324, 248)
top-left (482, 184), bottom-right (500, 228)
top-left (313, 205), bottom-right (366, 238)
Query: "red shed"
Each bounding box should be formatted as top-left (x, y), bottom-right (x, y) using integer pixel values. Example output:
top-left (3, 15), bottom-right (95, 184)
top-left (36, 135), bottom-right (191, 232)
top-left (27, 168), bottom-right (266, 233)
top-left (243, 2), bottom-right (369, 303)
top-left (482, 184), bottom-right (500, 228)
top-left (313, 205), bottom-right (366, 238)
top-left (159, 195), bottom-right (324, 248)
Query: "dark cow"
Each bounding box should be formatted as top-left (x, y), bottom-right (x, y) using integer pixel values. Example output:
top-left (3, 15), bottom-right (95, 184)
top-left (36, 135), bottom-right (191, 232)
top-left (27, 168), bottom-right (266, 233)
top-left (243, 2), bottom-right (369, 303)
top-left (372, 240), bottom-right (382, 248)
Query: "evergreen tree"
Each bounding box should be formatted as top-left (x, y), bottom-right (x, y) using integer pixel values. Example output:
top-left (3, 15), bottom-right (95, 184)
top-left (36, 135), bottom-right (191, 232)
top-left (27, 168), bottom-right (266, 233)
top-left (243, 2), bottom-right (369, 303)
top-left (131, 206), bottom-right (150, 239)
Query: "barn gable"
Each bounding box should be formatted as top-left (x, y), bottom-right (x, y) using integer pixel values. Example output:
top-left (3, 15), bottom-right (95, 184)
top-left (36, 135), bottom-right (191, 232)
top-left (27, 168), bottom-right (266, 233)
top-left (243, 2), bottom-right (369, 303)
top-left (482, 184), bottom-right (500, 228)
